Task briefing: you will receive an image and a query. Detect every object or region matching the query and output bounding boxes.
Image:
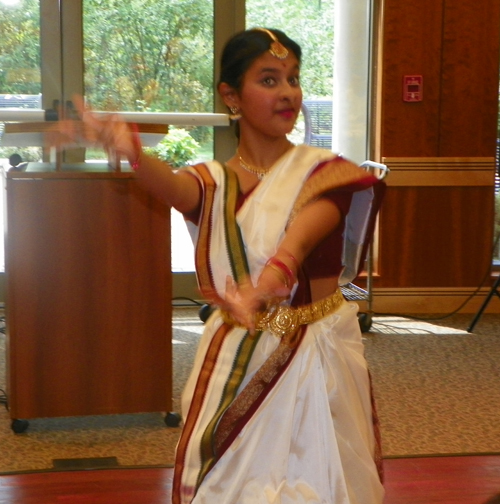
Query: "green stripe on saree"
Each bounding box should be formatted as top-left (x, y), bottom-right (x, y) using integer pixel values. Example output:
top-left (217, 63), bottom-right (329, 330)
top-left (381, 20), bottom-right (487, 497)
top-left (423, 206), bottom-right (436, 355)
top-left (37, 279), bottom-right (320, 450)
top-left (196, 165), bottom-right (262, 487)
top-left (222, 165), bottom-right (250, 282)
top-left (196, 331), bottom-right (261, 487)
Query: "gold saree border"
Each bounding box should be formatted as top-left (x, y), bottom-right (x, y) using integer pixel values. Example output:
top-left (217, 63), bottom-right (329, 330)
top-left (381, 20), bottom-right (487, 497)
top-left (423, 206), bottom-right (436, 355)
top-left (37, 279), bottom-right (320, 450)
top-left (289, 156), bottom-right (377, 223)
top-left (196, 166), bottom-right (256, 487)
top-left (175, 162), bottom-right (263, 500)
top-left (196, 329), bottom-right (262, 487)
top-left (191, 164), bottom-right (217, 296)
top-left (214, 325), bottom-right (307, 459)
top-left (172, 323), bottom-right (233, 504)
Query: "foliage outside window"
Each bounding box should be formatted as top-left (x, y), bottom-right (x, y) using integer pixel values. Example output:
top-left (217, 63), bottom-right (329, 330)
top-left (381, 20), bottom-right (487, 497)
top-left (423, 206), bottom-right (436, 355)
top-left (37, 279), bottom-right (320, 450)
top-left (1, 0), bottom-right (335, 165)
top-left (145, 127), bottom-right (200, 168)
top-left (83, 0), bottom-right (213, 115)
top-left (247, 0), bottom-right (334, 99)
top-left (0, 0), bottom-right (42, 163)
top-left (82, 0), bottom-right (334, 111)
top-left (83, 0), bottom-right (214, 154)
top-left (0, 0), bottom-right (40, 95)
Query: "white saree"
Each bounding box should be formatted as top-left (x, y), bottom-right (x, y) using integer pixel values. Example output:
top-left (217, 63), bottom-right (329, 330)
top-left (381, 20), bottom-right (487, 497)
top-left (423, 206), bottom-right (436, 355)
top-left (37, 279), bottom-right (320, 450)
top-left (172, 145), bottom-right (384, 504)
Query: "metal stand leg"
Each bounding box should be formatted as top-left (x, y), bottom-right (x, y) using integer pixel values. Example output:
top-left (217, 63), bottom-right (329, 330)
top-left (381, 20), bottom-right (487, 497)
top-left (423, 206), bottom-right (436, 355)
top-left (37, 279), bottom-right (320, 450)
top-left (467, 275), bottom-right (500, 332)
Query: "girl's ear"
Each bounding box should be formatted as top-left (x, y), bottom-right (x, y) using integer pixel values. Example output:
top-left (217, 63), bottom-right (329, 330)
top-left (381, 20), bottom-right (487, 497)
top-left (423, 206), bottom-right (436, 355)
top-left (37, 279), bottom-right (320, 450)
top-left (218, 82), bottom-right (239, 110)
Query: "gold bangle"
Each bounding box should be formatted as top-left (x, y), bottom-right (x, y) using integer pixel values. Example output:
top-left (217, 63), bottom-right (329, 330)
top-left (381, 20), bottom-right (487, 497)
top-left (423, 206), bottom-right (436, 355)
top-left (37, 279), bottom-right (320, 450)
top-left (266, 256), bottom-right (296, 287)
top-left (265, 263), bottom-right (290, 288)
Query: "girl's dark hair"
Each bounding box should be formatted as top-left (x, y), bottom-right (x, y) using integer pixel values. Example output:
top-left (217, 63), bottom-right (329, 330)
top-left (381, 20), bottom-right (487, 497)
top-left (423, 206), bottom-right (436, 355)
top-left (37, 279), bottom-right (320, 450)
top-left (218, 28), bottom-right (302, 90)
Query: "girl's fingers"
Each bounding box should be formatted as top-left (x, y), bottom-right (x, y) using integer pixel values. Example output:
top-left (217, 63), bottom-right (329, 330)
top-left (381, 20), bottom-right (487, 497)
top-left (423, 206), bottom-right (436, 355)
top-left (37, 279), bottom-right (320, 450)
top-left (199, 287), bottom-right (226, 309)
top-left (58, 95), bottom-right (136, 160)
top-left (72, 94), bottom-right (94, 124)
top-left (72, 95), bottom-right (109, 143)
top-left (203, 276), bottom-right (282, 335)
top-left (46, 119), bottom-right (80, 149)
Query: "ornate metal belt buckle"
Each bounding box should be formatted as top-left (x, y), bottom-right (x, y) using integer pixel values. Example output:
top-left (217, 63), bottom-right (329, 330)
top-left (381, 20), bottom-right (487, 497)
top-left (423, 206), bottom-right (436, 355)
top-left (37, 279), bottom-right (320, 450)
top-left (268, 305), bottom-right (299, 339)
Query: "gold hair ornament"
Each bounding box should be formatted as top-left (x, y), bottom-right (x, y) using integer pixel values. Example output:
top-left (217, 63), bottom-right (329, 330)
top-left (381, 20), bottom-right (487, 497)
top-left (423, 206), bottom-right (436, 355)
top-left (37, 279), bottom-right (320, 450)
top-left (254, 28), bottom-right (289, 60)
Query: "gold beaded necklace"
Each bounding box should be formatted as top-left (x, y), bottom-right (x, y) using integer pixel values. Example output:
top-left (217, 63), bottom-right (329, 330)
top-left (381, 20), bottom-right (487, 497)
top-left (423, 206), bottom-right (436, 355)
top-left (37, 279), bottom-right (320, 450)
top-left (237, 149), bottom-right (271, 180)
top-left (237, 142), bottom-right (294, 180)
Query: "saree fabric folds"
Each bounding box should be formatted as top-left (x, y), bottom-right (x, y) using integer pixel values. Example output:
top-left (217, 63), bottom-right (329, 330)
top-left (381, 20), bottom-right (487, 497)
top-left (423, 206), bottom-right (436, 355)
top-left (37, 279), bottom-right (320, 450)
top-left (172, 145), bottom-right (384, 504)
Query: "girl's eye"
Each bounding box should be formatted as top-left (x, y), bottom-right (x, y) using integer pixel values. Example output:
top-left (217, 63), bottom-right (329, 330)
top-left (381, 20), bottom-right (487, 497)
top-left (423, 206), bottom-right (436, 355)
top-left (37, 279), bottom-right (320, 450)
top-left (262, 77), bottom-right (276, 86)
top-left (289, 76), bottom-right (300, 86)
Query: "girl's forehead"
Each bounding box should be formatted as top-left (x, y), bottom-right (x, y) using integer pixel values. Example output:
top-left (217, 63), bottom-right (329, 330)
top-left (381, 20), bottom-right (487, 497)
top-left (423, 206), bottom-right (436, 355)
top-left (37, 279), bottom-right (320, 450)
top-left (246, 51), bottom-right (300, 72)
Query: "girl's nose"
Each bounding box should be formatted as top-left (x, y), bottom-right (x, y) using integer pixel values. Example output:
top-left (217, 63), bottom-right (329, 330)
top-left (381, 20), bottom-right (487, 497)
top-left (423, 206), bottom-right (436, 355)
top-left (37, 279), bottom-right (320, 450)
top-left (279, 82), bottom-right (300, 100)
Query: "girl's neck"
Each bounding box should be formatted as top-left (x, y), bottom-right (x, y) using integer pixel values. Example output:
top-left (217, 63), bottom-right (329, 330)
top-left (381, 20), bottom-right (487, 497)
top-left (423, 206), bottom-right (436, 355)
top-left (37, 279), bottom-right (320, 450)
top-left (236, 136), bottom-right (294, 170)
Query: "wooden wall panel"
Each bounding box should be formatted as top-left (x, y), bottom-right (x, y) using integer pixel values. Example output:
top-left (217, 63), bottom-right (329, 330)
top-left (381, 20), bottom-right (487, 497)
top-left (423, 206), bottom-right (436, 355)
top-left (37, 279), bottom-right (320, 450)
top-left (377, 186), bottom-right (493, 288)
top-left (380, 0), bottom-right (443, 157)
top-left (374, 0), bottom-right (500, 307)
top-left (439, 0), bottom-right (500, 156)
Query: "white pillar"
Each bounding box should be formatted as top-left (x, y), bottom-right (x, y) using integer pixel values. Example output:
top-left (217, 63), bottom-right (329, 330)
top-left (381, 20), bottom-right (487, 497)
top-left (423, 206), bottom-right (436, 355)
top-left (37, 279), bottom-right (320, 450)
top-left (331, 0), bottom-right (371, 164)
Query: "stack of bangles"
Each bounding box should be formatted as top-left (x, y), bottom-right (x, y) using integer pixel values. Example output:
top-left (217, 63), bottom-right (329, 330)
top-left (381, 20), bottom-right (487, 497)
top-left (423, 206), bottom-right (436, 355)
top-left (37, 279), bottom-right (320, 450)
top-left (129, 123), bottom-right (142, 171)
top-left (265, 255), bottom-right (298, 288)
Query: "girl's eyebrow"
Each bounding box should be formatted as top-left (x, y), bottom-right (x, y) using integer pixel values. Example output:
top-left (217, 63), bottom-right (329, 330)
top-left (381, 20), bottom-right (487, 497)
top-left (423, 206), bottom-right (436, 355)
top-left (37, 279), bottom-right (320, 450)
top-left (258, 65), bottom-right (300, 74)
top-left (258, 67), bottom-right (280, 74)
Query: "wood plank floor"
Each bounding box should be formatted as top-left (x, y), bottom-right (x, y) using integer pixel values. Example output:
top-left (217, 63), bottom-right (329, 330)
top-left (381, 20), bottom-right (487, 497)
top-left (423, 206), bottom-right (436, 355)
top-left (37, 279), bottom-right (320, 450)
top-left (383, 455), bottom-right (500, 504)
top-left (0, 455), bottom-right (499, 503)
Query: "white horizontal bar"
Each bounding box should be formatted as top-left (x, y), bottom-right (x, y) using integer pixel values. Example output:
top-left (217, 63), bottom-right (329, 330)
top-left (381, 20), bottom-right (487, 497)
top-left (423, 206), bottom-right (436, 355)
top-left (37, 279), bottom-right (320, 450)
top-left (0, 109), bottom-right (46, 121)
top-left (0, 109), bottom-right (230, 127)
top-left (93, 111), bottom-right (230, 127)
top-left (0, 132), bottom-right (167, 147)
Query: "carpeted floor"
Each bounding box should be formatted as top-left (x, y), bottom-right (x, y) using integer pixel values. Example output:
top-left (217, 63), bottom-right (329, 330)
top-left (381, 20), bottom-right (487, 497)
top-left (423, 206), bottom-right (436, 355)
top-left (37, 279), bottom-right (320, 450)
top-left (1, 308), bottom-right (499, 474)
top-left (365, 312), bottom-right (500, 457)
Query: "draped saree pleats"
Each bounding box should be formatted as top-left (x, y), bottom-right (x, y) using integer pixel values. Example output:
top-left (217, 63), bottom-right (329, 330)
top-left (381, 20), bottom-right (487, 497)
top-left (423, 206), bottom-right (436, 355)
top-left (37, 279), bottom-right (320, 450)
top-left (172, 145), bottom-right (385, 504)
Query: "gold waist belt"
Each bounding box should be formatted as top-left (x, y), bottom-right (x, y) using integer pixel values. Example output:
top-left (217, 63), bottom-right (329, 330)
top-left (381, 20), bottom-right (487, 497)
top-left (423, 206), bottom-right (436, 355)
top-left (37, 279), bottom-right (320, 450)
top-left (220, 288), bottom-right (345, 339)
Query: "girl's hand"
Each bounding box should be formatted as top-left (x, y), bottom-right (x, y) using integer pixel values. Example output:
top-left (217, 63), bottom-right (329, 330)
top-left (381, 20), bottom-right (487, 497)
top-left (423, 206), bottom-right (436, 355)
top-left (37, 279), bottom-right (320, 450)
top-left (48, 95), bottom-right (138, 163)
top-left (223, 276), bottom-right (262, 333)
top-left (200, 277), bottom-right (261, 332)
top-left (216, 275), bottom-right (291, 335)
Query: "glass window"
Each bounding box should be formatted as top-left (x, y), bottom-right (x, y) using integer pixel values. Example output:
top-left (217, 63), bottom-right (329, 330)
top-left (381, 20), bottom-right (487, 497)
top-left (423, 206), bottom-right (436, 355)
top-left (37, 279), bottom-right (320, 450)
top-left (0, 0), bottom-right (41, 97)
top-left (0, 0), bottom-right (42, 272)
top-left (246, 1), bottom-right (334, 99)
top-left (246, 0), bottom-right (335, 147)
top-left (82, 0), bottom-right (216, 273)
top-left (0, 0), bottom-right (373, 281)
top-left (83, 0), bottom-right (215, 165)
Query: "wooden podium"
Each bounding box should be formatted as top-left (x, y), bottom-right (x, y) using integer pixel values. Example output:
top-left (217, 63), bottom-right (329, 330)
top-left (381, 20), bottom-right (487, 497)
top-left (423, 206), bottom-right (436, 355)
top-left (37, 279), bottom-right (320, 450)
top-left (2, 123), bottom-right (174, 431)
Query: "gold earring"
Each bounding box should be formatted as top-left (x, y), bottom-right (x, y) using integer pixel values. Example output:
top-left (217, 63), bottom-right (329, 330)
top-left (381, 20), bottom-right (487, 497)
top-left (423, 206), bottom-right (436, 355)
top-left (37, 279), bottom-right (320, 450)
top-left (229, 106), bottom-right (241, 121)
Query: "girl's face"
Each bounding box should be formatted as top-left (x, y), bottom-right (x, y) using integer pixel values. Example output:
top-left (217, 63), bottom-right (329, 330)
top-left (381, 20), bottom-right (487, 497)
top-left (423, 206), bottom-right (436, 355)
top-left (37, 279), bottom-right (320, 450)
top-left (235, 50), bottom-right (302, 139)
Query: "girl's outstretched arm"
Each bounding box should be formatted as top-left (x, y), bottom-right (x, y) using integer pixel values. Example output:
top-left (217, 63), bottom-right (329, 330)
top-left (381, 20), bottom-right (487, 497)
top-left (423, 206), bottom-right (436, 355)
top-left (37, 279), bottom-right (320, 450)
top-left (51, 95), bottom-right (201, 214)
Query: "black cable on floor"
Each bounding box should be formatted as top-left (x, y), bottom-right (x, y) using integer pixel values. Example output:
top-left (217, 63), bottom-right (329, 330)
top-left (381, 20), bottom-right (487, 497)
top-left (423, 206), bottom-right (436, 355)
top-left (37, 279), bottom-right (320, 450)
top-left (172, 297), bottom-right (204, 306)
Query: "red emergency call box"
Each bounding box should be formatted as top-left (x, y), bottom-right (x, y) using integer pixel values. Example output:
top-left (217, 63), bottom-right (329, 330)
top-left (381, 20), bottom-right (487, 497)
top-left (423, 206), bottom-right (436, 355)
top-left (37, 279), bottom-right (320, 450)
top-left (403, 75), bottom-right (423, 102)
